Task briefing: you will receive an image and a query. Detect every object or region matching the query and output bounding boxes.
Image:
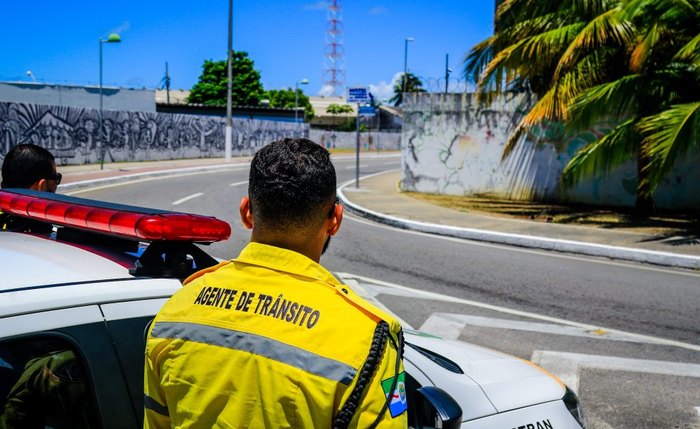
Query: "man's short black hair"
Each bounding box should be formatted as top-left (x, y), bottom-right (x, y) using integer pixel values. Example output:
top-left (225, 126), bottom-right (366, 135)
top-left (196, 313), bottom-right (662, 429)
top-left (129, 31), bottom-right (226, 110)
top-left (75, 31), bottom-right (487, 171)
top-left (249, 138), bottom-right (336, 231)
top-left (1, 144), bottom-right (56, 189)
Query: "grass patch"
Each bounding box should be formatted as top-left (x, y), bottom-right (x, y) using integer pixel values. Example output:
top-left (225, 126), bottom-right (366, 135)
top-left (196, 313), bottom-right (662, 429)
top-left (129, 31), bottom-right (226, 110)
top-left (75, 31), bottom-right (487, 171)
top-left (404, 192), bottom-right (700, 236)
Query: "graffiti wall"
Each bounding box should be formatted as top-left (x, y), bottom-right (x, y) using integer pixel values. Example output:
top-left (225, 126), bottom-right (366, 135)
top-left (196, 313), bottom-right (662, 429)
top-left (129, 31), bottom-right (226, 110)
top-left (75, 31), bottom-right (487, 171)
top-left (0, 101), bottom-right (303, 165)
top-left (309, 129), bottom-right (400, 152)
top-left (401, 93), bottom-right (700, 210)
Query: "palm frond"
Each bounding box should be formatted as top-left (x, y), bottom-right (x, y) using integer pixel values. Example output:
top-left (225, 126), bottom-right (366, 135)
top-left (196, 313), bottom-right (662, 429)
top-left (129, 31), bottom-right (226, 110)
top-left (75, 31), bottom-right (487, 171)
top-left (569, 74), bottom-right (644, 130)
top-left (638, 101), bottom-right (700, 194)
top-left (464, 37), bottom-right (495, 84)
top-left (561, 118), bottom-right (639, 188)
top-left (630, 23), bottom-right (660, 71)
top-left (519, 23), bottom-right (586, 66)
top-left (674, 32), bottom-right (700, 62)
top-left (555, 6), bottom-right (634, 78)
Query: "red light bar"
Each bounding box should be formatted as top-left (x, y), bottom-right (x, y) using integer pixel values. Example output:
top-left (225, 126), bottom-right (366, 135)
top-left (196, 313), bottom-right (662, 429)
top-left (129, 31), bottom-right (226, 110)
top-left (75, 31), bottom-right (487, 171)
top-left (0, 190), bottom-right (231, 243)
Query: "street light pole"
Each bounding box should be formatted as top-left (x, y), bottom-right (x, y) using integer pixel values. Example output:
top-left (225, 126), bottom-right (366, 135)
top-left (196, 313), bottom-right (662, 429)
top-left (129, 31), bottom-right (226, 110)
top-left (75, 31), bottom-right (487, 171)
top-left (99, 33), bottom-right (120, 170)
top-left (403, 37), bottom-right (414, 96)
top-left (225, 0), bottom-right (233, 161)
top-left (295, 78), bottom-right (309, 136)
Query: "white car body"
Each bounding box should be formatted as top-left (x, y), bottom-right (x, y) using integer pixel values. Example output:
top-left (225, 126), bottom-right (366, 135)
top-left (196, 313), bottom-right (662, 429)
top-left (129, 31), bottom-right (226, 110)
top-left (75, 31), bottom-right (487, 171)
top-left (0, 191), bottom-right (585, 428)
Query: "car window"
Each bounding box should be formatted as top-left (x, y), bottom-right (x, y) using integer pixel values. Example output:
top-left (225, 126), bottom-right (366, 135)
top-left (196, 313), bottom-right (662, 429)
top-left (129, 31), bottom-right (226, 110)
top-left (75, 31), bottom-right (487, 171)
top-left (0, 335), bottom-right (100, 428)
top-left (105, 316), bottom-right (154, 425)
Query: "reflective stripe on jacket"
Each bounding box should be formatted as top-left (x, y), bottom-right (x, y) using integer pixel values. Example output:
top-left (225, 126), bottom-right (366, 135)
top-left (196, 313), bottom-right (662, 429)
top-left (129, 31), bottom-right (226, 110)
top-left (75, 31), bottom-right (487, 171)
top-left (144, 242), bottom-right (407, 429)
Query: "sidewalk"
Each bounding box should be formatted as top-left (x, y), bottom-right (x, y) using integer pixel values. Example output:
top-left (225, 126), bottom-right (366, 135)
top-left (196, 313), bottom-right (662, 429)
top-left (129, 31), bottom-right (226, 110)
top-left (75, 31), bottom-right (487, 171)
top-left (59, 157), bottom-right (700, 270)
top-left (338, 171), bottom-right (700, 269)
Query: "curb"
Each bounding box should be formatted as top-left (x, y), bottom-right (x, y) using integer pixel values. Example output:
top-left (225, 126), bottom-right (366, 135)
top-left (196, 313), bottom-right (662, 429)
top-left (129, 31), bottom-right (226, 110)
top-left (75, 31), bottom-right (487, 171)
top-left (337, 175), bottom-right (700, 271)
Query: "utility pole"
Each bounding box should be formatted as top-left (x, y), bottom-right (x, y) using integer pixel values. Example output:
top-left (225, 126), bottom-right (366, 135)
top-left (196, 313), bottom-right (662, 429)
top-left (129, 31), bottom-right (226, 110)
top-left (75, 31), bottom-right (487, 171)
top-left (225, 0), bottom-right (233, 161)
top-left (164, 62), bottom-right (171, 104)
top-left (444, 54), bottom-right (450, 94)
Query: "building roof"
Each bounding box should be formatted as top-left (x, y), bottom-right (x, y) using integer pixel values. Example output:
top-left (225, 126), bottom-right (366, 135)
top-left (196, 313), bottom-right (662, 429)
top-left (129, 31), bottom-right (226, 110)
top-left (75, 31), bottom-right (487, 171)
top-left (155, 89), bottom-right (190, 105)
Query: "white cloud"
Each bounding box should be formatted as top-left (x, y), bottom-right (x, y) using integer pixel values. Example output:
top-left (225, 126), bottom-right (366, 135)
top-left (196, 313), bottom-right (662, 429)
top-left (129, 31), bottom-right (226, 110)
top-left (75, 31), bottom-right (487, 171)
top-left (109, 21), bottom-right (130, 35)
top-left (369, 6), bottom-right (388, 15)
top-left (317, 84), bottom-right (335, 97)
top-left (368, 72), bottom-right (402, 103)
top-left (303, 1), bottom-right (327, 10)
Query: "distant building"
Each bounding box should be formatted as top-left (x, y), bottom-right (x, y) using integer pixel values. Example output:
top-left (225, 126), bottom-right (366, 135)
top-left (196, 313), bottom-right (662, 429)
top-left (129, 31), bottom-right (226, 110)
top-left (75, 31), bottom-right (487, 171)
top-left (155, 89), bottom-right (297, 122)
top-left (308, 96), bottom-right (402, 131)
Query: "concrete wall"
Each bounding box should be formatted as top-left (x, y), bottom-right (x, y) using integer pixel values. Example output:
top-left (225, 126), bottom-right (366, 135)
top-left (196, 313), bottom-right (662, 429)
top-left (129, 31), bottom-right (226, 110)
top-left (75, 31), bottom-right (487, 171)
top-left (309, 129), bottom-right (400, 151)
top-left (0, 101), bottom-right (304, 165)
top-left (0, 82), bottom-right (155, 113)
top-left (401, 93), bottom-right (700, 210)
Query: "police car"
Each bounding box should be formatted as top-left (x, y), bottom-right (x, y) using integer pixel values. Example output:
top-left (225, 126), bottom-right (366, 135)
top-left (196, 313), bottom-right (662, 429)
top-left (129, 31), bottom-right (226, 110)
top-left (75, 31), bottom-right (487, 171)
top-left (0, 189), bottom-right (585, 428)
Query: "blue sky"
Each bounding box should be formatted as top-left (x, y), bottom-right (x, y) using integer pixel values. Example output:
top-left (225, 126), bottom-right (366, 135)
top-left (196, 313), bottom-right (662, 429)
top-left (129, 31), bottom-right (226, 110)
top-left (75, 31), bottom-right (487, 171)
top-left (1, 1), bottom-right (494, 102)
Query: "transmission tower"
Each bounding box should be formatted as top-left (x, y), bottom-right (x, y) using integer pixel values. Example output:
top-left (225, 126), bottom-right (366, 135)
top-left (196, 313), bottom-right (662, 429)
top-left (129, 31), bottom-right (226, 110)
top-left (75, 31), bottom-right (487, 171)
top-left (323, 0), bottom-right (345, 97)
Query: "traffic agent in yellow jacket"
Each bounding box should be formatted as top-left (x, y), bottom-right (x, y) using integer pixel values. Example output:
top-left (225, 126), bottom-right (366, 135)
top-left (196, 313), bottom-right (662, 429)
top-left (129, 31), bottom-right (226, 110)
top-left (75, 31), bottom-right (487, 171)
top-left (144, 243), bottom-right (407, 428)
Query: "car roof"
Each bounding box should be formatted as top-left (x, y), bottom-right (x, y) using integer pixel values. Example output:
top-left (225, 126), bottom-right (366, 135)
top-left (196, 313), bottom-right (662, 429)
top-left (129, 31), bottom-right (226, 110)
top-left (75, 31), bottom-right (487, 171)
top-left (0, 231), bottom-right (133, 291)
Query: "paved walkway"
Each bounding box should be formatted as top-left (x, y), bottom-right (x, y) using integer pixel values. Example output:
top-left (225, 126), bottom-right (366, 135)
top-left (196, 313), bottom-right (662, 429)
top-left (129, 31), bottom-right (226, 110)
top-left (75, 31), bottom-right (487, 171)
top-left (58, 157), bottom-right (700, 269)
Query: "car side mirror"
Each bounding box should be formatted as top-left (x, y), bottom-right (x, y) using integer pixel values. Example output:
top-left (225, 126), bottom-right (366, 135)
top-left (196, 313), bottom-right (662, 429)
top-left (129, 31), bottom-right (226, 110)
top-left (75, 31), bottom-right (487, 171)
top-left (412, 386), bottom-right (462, 429)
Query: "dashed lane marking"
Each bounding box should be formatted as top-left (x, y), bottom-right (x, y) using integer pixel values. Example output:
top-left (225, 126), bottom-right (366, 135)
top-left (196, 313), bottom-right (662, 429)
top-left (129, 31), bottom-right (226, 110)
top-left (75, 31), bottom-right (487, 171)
top-left (172, 192), bottom-right (204, 206)
top-left (230, 180), bottom-right (248, 187)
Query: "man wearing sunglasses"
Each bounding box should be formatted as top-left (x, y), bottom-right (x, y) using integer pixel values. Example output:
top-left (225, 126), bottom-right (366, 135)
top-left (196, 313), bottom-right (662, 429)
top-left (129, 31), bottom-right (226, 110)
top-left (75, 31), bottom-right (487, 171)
top-left (1, 143), bottom-right (61, 192)
top-left (1, 143), bottom-right (61, 231)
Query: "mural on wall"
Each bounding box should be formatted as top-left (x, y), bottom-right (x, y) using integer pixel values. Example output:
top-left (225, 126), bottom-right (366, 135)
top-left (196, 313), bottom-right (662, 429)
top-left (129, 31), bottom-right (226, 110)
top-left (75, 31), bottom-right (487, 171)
top-left (0, 102), bottom-right (301, 165)
top-left (400, 93), bottom-right (700, 210)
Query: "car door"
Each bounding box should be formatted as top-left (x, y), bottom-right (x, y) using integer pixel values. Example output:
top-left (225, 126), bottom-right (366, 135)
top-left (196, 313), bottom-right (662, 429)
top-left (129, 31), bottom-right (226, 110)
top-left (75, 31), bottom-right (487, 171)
top-left (100, 298), bottom-right (170, 426)
top-left (0, 305), bottom-right (139, 429)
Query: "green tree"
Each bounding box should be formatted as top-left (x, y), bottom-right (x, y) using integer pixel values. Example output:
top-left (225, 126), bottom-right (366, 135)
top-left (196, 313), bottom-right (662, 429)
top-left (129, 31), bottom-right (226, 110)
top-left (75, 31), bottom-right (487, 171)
top-left (389, 72), bottom-right (426, 106)
top-left (464, 0), bottom-right (700, 213)
top-left (326, 103), bottom-right (354, 129)
top-left (265, 88), bottom-right (315, 122)
top-left (188, 52), bottom-right (265, 107)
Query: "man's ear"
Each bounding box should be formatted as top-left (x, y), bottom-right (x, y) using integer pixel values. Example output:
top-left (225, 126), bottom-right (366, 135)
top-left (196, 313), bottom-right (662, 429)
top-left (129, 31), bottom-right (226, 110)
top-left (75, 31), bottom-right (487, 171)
top-left (29, 179), bottom-right (47, 191)
top-left (239, 196), bottom-right (254, 230)
top-left (328, 204), bottom-right (343, 236)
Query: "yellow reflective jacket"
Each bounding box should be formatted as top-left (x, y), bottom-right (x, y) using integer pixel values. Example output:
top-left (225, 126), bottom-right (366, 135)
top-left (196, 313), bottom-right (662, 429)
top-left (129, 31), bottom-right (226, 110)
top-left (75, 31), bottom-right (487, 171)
top-left (144, 243), bottom-right (407, 429)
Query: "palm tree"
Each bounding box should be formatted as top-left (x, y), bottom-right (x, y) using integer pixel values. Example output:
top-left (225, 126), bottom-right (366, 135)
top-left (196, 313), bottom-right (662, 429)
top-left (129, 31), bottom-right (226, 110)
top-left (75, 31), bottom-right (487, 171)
top-left (390, 72), bottom-right (426, 106)
top-left (465, 0), bottom-right (700, 213)
top-left (326, 103), bottom-right (353, 130)
top-left (563, 0), bottom-right (700, 211)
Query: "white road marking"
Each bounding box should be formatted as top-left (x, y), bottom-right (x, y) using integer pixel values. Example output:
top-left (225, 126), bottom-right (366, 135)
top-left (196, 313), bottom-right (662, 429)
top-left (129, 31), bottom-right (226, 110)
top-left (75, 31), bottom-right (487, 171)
top-left (172, 192), bottom-right (204, 206)
top-left (230, 180), bottom-right (248, 187)
top-left (64, 169), bottom-right (245, 196)
top-left (345, 165), bottom-right (368, 169)
top-left (531, 350), bottom-right (700, 393)
top-left (338, 272), bottom-right (700, 352)
top-left (695, 407), bottom-right (700, 417)
top-left (383, 161), bottom-right (397, 165)
top-left (419, 313), bottom-right (672, 346)
top-left (343, 211), bottom-right (700, 279)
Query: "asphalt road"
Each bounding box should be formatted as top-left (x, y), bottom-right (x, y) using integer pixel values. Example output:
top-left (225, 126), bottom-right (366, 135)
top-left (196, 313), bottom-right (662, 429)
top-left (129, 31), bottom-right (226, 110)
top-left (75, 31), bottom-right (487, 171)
top-left (68, 155), bottom-right (700, 429)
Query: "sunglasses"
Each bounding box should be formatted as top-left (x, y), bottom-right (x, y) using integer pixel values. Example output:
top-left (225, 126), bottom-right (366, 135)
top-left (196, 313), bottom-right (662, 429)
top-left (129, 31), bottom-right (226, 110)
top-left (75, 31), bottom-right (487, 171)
top-left (46, 173), bottom-right (62, 185)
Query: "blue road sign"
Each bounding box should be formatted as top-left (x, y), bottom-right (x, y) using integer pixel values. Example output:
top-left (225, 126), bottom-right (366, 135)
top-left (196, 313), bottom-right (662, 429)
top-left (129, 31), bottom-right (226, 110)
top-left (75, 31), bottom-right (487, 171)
top-left (359, 105), bottom-right (376, 116)
top-left (348, 87), bottom-right (370, 103)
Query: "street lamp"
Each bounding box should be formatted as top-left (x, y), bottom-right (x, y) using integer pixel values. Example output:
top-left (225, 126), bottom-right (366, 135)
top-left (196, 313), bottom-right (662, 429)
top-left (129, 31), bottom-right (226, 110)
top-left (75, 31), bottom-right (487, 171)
top-left (225, 0), bottom-right (233, 161)
top-left (99, 33), bottom-right (121, 170)
top-left (295, 78), bottom-right (309, 124)
top-left (403, 37), bottom-right (414, 96)
top-left (26, 70), bottom-right (36, 82)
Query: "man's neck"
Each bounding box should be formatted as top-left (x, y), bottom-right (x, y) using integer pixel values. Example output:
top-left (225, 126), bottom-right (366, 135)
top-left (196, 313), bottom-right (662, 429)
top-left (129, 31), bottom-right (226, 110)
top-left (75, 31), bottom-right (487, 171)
top-left (249, 235), bottom-right (323, 263)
